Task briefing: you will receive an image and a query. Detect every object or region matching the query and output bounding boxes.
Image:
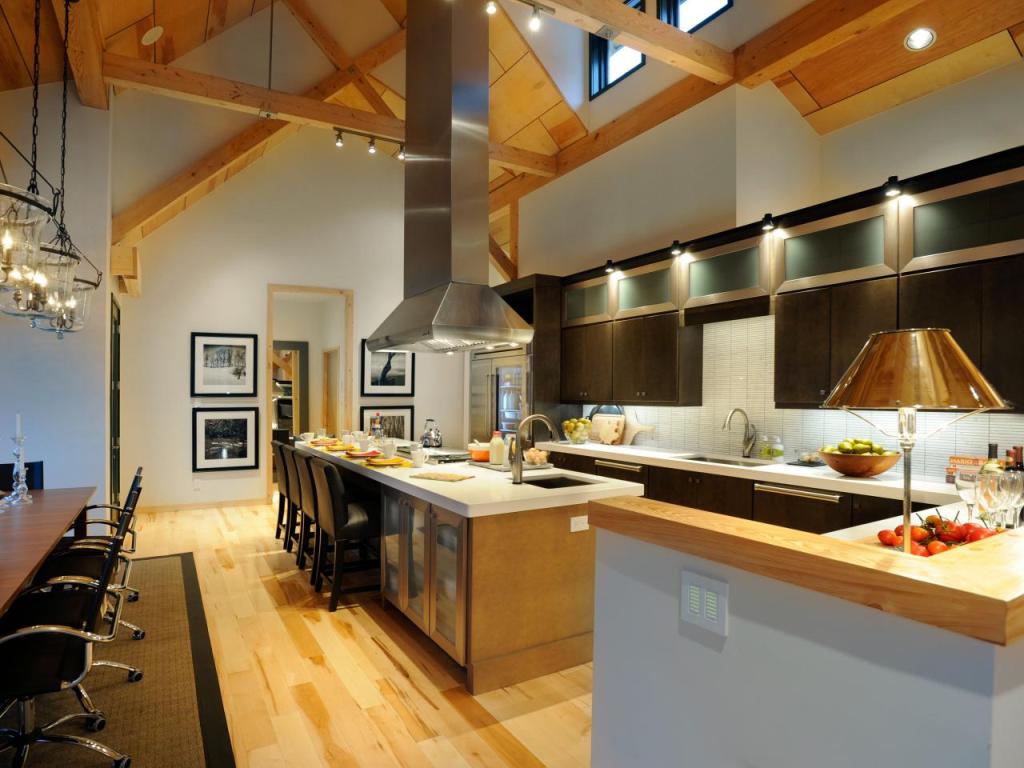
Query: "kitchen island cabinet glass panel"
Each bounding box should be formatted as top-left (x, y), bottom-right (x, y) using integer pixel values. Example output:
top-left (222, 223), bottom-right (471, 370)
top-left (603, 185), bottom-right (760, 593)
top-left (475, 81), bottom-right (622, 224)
top-left (429, 506), bottom-right (466, 663)
top-left (405, 496), bottom-right (429, 629)
top-left (382, 492), bottom-right (402, 604)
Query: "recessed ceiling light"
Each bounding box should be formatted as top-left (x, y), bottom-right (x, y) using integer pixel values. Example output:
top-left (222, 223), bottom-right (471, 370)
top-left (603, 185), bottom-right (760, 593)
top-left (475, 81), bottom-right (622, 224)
top-left (140, 25), bottom-right (164, 46)
top-left (904, 27), bottom-right (936, 52)
top-left (485, 1), bottom-right (498, 14)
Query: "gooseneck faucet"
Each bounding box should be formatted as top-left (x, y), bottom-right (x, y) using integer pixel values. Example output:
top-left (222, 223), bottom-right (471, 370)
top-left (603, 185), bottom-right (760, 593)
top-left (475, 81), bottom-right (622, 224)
top-left (510, 414), bottom-right (561, 484)
top-left (723, 407), bottom-right (757, 458)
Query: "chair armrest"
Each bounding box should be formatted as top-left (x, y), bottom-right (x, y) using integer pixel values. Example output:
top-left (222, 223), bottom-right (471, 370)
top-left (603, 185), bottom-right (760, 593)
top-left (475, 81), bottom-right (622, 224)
top-left (43, 575), bottom-right (101, 589)
top-left (82, 504), bottom-right (126, 514)
top-left (0, 624), bottom-right (108, 647)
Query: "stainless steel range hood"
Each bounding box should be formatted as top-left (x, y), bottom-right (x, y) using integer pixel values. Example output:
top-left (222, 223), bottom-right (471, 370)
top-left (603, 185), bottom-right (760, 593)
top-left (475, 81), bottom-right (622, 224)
top-left (366, 0), bottom-right (533, 354)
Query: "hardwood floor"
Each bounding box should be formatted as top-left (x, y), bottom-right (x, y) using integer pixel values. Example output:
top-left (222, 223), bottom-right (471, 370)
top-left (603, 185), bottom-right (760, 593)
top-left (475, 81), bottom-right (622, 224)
top-left (133, 500), bottom-right (593, 767)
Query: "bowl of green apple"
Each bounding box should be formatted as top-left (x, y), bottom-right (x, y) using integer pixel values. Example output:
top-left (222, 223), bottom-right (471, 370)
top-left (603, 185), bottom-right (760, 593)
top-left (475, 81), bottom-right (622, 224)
top-left (820, 438), bottom-right (901, 477)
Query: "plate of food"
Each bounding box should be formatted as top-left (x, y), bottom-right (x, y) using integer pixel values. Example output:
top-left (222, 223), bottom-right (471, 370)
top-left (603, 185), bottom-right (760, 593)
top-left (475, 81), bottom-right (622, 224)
top-left (345, 449), bottom-right (382, 459)
top-left (366, 456), bottom-right (406, 467)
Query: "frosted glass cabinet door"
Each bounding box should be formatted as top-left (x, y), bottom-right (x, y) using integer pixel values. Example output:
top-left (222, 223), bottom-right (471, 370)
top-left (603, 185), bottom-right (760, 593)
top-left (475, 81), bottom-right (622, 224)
top-left (563, 276), bottom-right (611, 326)
top-left (613, 260), bottom-right (679, 319)
top-left (428, 506), bottom-right (467, 664)
top-left (403, 496), bottom-right (430, 631)
top-left (381, 491), bottom-right (402, 606)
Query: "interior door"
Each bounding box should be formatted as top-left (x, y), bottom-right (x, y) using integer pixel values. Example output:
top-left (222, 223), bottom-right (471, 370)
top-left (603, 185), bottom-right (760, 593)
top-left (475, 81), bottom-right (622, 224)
top-left (109, 296), bottom-right (121, 506)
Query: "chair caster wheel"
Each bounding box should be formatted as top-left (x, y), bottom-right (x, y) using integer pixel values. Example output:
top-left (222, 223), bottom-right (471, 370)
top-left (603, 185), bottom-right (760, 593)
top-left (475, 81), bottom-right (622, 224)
top-left (87, 715), bottom-right (106, 732)
top-left (126, 593), bottom-right (139, 603)
top-left (127, 670), bottom-right (143, 683)
top-left (131, 629), bottom-right (145, 640)
top-left (112, 757), bottom-right (131, 767)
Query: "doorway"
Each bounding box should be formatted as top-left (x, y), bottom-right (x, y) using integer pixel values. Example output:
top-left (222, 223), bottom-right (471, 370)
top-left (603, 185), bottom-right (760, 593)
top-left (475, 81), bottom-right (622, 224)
top-left (266, 285), bottom-right (354, 496)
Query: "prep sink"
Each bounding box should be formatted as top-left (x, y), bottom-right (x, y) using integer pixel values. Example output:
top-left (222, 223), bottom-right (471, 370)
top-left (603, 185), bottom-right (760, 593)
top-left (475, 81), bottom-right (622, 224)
top-left (674, 455), bottom-right (767, 468)
top-left (521, 476), bottom-right (599, 489)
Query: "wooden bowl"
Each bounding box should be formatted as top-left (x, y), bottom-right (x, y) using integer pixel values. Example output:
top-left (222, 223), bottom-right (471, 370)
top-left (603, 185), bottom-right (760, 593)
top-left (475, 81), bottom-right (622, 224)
top-left (820, 451), bottom-right (901, 477)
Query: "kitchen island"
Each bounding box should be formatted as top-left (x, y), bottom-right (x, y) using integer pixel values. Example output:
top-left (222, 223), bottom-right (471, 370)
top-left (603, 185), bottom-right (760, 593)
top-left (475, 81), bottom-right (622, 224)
top-left (298, 444), bottom-right (644, 693)
top-left (585, 493), bottom-right (1024, 768)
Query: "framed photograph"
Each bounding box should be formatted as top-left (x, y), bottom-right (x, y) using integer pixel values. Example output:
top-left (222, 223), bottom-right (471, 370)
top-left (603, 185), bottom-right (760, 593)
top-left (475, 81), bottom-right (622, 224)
top-left (191, 332), bottom-right (258, 397)
top-left (360, 340), bottom-right (415, 397)
top-left (193, 407), bottom-right (259, 472)
top-left (360, 406), bottom-right (415, 441)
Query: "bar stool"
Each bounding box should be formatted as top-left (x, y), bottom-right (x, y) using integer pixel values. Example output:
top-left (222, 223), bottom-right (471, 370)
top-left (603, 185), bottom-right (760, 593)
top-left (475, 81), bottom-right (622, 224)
top-left (309, 457), bottom-right (380, 611)
top-left (280, 445), bottom-right (303, 554)
top-left (271, 441), bottom-right (289, 540)
top-left (294, 452), bottom-right (320, 579)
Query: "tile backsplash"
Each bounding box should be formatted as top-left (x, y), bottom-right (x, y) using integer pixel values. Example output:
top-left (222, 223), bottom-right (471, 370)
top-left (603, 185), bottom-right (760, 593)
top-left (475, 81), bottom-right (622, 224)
top-left (601, 315), bottom-right (1024, 481)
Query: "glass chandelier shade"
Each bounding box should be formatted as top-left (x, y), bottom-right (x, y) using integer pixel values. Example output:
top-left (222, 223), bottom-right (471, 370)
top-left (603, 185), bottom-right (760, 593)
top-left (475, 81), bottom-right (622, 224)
top-left (0, 183), bottom-right (50, 299)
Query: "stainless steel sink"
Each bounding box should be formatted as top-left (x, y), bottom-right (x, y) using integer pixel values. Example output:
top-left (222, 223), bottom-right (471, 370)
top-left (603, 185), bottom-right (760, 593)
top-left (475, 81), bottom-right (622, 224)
top-left (673, 455), bottom-right (767, 468)
top-left (521, 476), bottom-right (598, 489)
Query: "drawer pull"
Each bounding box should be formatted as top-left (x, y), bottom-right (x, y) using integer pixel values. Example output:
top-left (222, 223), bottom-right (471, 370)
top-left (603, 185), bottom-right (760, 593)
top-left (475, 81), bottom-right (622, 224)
top-left (754, 483), bottom-right (842, 504)
top-left (595, 459), bottom-right (645, 473)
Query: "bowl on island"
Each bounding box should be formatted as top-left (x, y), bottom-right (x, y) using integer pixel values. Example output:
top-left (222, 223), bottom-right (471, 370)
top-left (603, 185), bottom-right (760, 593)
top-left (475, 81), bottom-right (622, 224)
top-left (820, 450), bottom-right (901, 477)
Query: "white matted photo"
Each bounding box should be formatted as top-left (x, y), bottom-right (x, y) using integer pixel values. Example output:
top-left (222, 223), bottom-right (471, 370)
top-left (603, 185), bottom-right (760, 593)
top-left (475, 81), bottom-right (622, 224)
top-left (191, 332), bottom-right (258, 397)
top-left (361, 339), bottom-right (415, 397)
top-left (360, 406), bottom-right (414, 441)
top-left (193, 407), bottom-right (259, 472)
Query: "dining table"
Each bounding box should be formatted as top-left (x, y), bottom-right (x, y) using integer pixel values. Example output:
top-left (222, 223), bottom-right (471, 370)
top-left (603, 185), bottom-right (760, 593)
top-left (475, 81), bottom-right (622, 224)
top-left (0, 486), bottom-right (94, 613)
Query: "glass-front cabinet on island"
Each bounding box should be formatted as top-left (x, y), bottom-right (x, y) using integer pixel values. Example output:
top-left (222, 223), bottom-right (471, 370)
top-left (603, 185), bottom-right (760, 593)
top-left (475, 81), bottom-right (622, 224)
top-left (380, 488), bottom-right (467, 664)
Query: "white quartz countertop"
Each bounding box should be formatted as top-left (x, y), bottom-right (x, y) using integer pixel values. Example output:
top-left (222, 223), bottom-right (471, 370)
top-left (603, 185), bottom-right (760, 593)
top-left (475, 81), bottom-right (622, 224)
top-left (536, 441), bottom-right (959, 507)
top-left (297, 444), bottom-right (644, 517)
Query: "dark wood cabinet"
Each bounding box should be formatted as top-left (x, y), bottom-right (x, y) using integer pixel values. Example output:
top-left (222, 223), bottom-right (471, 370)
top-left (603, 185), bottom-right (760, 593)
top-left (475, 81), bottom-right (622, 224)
top-left (610, 312), bottom-right (701, 406)
top-left (561, 323), bottom-right (613, 403)
top-left (752, 483), bottom-right (851, 533)
top-left (548, 451), bottom-right (595, 474)
top-left (647, 467), bottom-right (751, 519)
top-left (592, 458), bottom-right (648, 491)
top-left (641, 313), bottom-right (682, 403)
top-left (612, 317), bottom-right (644, 403)
top-left (850, 495), bottom-right (901, 528)
top-left (774, 288), bottom-right (831, 406)
top-left (899, 264), bottom-right (982, 364)
top-left (830, 278), bottom-right (898, 385)
top-left (982, 254), bottom-right (1024, 409)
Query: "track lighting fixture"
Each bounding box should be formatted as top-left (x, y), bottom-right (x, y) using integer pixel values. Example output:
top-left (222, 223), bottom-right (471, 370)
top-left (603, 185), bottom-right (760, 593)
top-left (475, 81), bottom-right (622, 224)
top-left (604, 260), bottom-right (615, 274)
top-left (486, 1), bottom-right (498, 14)
top-left (368, 137), bottom-right (377, 155)
top-left (528, 6), bottom-right (542, 31)
top-left (883, 175), bottom-right (902, 198)
top-left (670, 240), bottom-right (683, 257)
top-left (761, 213), bottom-right (775, 232)
top-left (334, 128), bottom-right (344, 148)
top-left (398, 144), bottom-right (406, 160)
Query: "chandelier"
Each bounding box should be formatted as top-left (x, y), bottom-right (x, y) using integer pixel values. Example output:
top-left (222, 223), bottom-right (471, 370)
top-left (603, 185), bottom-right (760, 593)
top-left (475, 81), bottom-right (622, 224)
top-left (0, 0), bottom-right (101, 337)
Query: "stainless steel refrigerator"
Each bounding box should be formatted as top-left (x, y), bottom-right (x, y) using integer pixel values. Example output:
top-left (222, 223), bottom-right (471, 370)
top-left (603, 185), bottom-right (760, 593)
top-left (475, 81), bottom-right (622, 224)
top-left (469, 348), bottom-right (529, 442)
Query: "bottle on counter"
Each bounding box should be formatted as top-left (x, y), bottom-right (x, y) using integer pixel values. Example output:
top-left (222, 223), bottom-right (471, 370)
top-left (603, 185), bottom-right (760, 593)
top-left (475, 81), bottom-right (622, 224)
top-left (981, 443), bottom-right (1003, 475)
top-left (1013, 446), bottom-right (1024, 472)
top-left (489, 431), bottom-right (506, 466)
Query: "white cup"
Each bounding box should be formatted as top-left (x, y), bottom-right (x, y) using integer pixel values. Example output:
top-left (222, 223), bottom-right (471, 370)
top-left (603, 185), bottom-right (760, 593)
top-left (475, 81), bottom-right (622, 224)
top-left (341, 433), bottom-right (354, 446)
top-left (410, 447), bottom-right (426, 467)
top-left (299, 432), bottom-right (315, 442)
top-left (358, 436), bottom-right (371, 452)
top-left (382, 439), bottom-right (398, 459)
top-left (352, 430), bottom-right (366, 441)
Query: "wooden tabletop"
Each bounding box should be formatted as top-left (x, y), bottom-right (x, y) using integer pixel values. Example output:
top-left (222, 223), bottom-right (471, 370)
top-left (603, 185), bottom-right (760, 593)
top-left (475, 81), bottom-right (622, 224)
top-left (589, 495), bottom-right (1024, 646)
top-left (0, 487), bottom-right (95, 614)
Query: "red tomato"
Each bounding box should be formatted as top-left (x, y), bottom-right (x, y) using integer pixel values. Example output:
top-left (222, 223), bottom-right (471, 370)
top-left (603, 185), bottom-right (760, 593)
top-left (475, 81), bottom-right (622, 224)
top-left (910, 526), bottom-right (930, 543)
top-left (925, 514), bottom-right (943, 528)
top-left (936, 521), bottom-right (965, 543)
top-left (926, 540), bottom-right (950, 555)
top-left (895, 524), bottom-right (904, 536)
top-left (961, 523), bottom-right (984, 536)
top-left (967, 528), bottom-right (997, 543)
top-left (877, 529), bottom-right (897, 546)
top-left (910, 542), bottom-right (930, 557)
top-left (892, 535), bottom-right (904, 548)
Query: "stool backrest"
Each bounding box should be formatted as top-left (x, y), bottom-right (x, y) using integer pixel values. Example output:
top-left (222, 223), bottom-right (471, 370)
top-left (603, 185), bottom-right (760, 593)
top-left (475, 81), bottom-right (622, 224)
top-left (309, 458), bottom-right (346, 538)
top-left (295, 452), bottom-right (318, 522)
top-left (271, 440), bottom-right (287, 489)
top-left (0, 460), bottom-right (44, 492)
top-left (281, 444), bottom-right (302, 507)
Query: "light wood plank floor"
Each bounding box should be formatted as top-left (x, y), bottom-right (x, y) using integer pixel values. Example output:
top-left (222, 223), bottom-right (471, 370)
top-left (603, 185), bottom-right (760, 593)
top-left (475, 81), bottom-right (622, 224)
top-left (133, 500), bottom-right (593, 768)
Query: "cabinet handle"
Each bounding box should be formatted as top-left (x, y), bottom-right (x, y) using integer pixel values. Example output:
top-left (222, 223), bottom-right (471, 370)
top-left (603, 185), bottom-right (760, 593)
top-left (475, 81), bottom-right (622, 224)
top-left (595, 459), bottom-right (645, 473)
top-left (754, 483), bottom-right (842, 504)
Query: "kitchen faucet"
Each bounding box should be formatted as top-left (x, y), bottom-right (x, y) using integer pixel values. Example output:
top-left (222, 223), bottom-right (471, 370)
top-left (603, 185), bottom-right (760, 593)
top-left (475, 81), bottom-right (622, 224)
top-left (510, 414), bottom-right (561, 484)
top-left (723, 408), bottom-right (757, 458)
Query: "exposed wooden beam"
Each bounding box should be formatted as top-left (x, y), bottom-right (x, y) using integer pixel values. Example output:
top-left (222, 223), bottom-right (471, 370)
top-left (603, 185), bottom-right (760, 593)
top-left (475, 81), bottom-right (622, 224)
top-left (51, 0), bottom-right (107, 109)
top-left (734, 0), bottom-right (928, 87)
top-left (488, 142), bottom-right (557, 177)
top-left (509, 200), bottom-right (520, 268)
top-left (543, 0), bottom-right (733, 83)
top-left (111, 245), bottom-right (141, 296)
top-left (102, 53), bottom-right (407, 140)
top-left (377, 0), bottom-right (407, 27)
top-left (489, 236), bottom-right (517, 282)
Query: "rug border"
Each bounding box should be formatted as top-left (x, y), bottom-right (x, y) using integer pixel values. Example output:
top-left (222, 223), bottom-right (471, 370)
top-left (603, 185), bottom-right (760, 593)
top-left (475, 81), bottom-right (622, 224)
top-left (138, 552), bottom-right (236, 768)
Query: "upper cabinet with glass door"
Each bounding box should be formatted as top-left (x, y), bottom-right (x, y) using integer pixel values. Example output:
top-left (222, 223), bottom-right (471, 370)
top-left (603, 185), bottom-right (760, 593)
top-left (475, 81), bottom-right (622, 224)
top-left (772, 201), bottom-right (899, 294)
top-left (612, 259), bottom-right (681, 319)
top-left (680, 235), bottom-right (770, 309)
top-left (899, 166), bottom-right (1024, 274)
top-left (563, 274), bottom-right (612, 326)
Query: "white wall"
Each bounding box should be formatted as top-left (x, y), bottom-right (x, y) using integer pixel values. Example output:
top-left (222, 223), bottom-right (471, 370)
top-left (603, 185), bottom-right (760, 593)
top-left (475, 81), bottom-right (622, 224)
top-left (0, 84), bottom-right (111, 500)
top-left (592, 529), bottom-right (1016, 768)
top-left (119, 127), bottom-right (465, 507)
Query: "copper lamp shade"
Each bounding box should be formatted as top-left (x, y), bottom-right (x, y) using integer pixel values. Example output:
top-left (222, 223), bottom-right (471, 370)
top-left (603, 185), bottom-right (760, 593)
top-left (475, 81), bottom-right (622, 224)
top-left (823, 329), bottom-right (1009, 412)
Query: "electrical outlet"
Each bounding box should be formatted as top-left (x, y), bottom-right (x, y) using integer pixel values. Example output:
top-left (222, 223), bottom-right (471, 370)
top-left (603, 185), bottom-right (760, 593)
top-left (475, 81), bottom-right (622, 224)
top-left (192, 478), bottom-right (201, 492)
top-left (680, 570), bottom-right (728, 637)
top-left (570, 515), bottom-right (589, 533)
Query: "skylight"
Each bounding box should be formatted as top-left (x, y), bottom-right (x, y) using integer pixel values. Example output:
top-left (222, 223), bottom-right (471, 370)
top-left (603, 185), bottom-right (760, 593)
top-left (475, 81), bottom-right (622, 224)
top-left (678, 0), bottom-right (732, 33)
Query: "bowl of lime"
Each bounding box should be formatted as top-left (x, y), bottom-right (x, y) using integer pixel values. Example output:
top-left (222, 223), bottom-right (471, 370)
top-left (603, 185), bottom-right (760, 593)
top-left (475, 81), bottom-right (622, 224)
top-left (820, 438), bottom-right (900, 477)
top-left (561, 417), bottom-right (592, 445)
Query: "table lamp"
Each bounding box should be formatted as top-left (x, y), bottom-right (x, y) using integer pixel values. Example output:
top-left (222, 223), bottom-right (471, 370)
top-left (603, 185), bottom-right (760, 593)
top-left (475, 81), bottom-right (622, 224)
top-left (823, 328), bottom-right (1009, 553)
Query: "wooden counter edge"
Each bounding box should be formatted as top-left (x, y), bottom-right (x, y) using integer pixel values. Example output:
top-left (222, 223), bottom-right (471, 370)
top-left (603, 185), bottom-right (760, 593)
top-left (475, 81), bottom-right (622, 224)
top-left (588, 495), bottom-right (1023, 645)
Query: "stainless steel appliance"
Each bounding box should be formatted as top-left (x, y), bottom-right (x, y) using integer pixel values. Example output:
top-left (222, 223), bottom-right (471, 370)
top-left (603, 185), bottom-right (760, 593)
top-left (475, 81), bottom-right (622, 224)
top-left (470, 348), bottom-right (529, 442)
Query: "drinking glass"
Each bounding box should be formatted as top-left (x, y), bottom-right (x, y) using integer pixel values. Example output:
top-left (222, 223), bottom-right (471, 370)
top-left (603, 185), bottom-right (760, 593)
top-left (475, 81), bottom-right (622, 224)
top-left (977, 473), bottom-right (1002, 526)
top-left (998, 470), bottom-right (1024, 528)
top-left (955, 468), bottom-right (978, 521)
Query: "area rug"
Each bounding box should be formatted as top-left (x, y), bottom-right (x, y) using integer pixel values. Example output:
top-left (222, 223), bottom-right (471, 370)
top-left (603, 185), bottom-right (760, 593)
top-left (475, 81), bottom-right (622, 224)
top-left (1, 552), bottom-right (235, 767)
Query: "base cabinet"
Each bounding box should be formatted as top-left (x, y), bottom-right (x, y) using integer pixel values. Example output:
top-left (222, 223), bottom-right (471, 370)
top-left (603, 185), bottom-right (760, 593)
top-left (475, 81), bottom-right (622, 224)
top-left (647, 466), bottom-right (753, 519)
top-left (549, 451), bottom-right (596, 474)
top-left (428, 506), bottom-right (467, 664)
top-left (753, 483), bottom-right (852, 533)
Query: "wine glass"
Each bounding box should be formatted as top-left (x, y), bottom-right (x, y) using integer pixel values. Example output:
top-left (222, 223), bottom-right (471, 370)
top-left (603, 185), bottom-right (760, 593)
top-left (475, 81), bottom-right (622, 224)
top-left (977, 473), bottom-right (1002, 526)
top-left (999, 470), bottom-right (1024, 528)
top-left (956, 468), bottom-right (978, 521)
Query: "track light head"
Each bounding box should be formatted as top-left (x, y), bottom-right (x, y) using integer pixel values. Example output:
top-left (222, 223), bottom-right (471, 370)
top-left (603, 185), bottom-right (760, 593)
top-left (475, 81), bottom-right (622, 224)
top-left (604, 260), bottom-right (615, 274)
top-left (334, 128), bottom-right (344, 148)
top-left (486, 1), bottom-right (498, 14)
top-left (528, 6), bottom-right (541, 31)
top-left (883, 175), bottom-right (902, 198)
top-left (398, 143), bottom-right (406, 160)
top-left (670, 240), bottom-right (683, 257)
top-left (761, 213), bottom-right (775, 232)
top-left (368, 137), bottom-right (377, 155)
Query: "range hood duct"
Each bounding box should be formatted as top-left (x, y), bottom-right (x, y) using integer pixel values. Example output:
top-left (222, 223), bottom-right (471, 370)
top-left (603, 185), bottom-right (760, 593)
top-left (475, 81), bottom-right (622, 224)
top-left (366, 0), bottom-right (534, 354)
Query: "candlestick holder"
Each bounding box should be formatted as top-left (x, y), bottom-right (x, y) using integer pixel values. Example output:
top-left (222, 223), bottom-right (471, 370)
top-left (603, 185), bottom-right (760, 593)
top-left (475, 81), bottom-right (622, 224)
top-left (1, 436), bottom-right (33, 507)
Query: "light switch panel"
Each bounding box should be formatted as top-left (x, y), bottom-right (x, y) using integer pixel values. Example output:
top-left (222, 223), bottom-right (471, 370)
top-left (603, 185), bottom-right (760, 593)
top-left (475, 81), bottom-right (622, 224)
top-left (570, 515), bottom-right (589, 533)
top-left (680, 570), bottom-right (728, 637)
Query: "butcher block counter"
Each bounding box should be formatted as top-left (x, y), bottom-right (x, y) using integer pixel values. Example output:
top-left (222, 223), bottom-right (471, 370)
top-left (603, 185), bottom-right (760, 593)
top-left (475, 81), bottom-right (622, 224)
top-left (586, 495), bottom-right (1024, 768)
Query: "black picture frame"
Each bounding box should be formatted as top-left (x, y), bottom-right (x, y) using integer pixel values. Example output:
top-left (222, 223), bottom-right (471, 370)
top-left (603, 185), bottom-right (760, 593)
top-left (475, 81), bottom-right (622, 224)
top-left (360, 339), bottom-right (415, 397)
top-left (359, 405), bottom-right (415, 441)
top-left (190, 332), bottom-right (258, 398)
top-left (192, 407), bottom-right (260, 473)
